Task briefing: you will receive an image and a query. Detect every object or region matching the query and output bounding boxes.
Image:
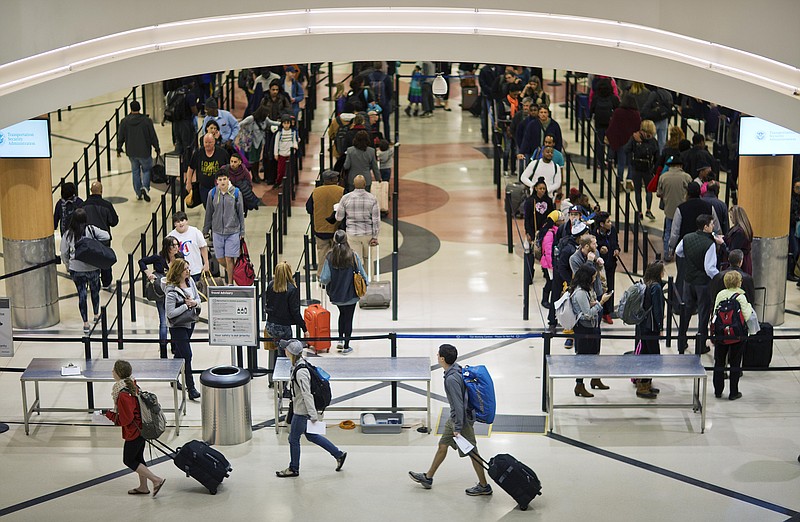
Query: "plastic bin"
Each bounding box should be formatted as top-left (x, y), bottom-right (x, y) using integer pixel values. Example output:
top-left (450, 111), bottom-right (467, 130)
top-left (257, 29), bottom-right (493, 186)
top-left (360, 412), bottom-right (404, 434)
top-left (200, 365), bottom-right (252, 445)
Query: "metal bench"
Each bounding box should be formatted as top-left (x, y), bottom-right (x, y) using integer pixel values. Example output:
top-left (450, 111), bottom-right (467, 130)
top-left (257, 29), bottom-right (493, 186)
top-left (21, 358), bottom-right (186, 435)
top-left (272, 356), bottom-right (431, 433)
top-left (546, 354), bottom-right (707, 433)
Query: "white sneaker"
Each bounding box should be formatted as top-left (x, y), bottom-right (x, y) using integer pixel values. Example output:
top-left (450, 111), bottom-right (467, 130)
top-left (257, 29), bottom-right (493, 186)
top-left (336, 343), bottom-right (344, 352)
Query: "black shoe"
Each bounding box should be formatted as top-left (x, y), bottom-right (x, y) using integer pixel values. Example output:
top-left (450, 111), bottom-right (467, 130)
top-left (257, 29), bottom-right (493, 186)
top-left (405, 106), bottom-right (412, 117)
top-left (188, 388), bottom-right (200, 400)
top-left (729, 392), bottom-right (742, 401)
top-left (788, 274), bottom-right (799, 282)
top-left (700, 346), bottom-right (711, 355)
top-left (335, 452), bottom-right (347, 471)
top-left (715, 393), bottom-right (723, 399)
top-left (540, 300), bottom-right (552, 309)
top-left (170, 381), bottom-right (183, 391)
top-left (141, 189), bottom-right (151, 202)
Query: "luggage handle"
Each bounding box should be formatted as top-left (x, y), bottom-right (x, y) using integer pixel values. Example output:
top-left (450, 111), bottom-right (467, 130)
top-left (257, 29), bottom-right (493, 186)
top-left (467, 448), bottom-right (490, 471)
top-left (367, 244), bottom-right (380, 283)
top-left (148, 439), bottom-right (178, 460)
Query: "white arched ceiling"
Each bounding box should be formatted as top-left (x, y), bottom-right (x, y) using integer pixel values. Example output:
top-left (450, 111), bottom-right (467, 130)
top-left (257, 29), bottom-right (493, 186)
top-left (1, 5), bottom-right (799, 130)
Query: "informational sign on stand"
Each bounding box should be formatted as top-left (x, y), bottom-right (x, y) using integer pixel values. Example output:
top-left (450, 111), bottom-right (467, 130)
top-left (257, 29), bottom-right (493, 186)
top-left (0, 298), bottom-right (14, 357)
top-left (207, 286), bottom-right (257, 347)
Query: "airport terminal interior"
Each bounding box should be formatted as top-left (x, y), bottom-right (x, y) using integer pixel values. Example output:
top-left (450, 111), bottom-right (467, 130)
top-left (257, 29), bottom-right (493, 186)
top-left (1, 7), bottom-right (800, 521)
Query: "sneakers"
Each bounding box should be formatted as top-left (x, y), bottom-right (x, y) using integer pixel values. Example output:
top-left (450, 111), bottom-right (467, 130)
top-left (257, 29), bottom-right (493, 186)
top-left (624, 179), bottom-right (634, 192)
top-left (729, 392), bottom-right (742, 401)
top-left (341, 346), bottom-right (353, 355)
top-left (564, 338), bottom-right (574, 349)
top-left (602, 314), bottom-right (614, 324)
top-left (645, 210), bottom-right (656, 221)
top-left (465, 483), bottom-right (493, 496)
top-left (404, 106), bottom-right (412, 117)
top-left (335, 452), bottom-right (347, 471)
top-left (188, 388), bottom-right (201, 401)
top-left (336, 342), bottom-right (344, 352)
top-left (408, 471), bottom-right (433, 489)
top-left (141, 189), bottom-right (151, 202)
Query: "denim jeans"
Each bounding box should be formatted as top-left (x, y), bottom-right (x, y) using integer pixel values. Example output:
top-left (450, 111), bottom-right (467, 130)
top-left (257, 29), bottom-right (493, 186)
top-left (663, 217), bottom-right (673, 259)
top-left (655, 119), bottom-right (668, 152)
top-left (129, 156), bottom-right (153, 195)
top-left (155, 300), bottom-right (168, 343)
top-left (288, 413), bottom-right (343, 472)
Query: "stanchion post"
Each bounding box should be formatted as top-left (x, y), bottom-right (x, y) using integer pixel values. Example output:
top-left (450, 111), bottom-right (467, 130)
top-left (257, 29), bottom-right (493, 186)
top-left (101, 306), bottom-right (109, 359)
top-left (623, 190), bottom-right (631, 252)
top-left (633, 215), bottom-right (640, 274)
top-left (116, 281), bottom-right (124, 351)
top-left (542, 332), bottom-right (551, 413)
top-left (95, 133), bottom-right (101, 179)
top-left (390, 332), bottom-right (398, 411)
top-left (665, 276), bottom-right (674, 348)
top-left (522, 242), bottom-right (531, 321)
top-left (128, 253), bottom-right (136, 322)
top-left (105, 121), bottom-right (112, 171)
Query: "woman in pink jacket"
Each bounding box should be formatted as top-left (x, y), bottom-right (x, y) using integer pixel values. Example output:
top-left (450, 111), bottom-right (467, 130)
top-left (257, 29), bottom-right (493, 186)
top-left (538, 210), bottom-right (562, 309)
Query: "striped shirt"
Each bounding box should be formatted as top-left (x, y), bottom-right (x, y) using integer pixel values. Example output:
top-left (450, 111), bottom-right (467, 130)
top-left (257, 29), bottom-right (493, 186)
top-left (335, 189), bottom-right (380, 238)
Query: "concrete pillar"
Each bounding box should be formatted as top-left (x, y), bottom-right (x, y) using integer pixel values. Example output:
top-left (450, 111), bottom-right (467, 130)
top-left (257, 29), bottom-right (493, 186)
top-left (738, 155), bottom-right (793, 325)
top-left (0, 155), bottom-right (60, 328)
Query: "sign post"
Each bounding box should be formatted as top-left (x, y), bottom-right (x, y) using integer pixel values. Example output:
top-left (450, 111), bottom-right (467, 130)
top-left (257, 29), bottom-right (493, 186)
top-left (0, 298), bottom-right (13, 433)
top-left (207, 287), bottom-right (257, 366)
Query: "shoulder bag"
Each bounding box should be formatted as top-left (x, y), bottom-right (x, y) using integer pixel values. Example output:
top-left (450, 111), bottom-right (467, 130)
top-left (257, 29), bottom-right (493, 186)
top-left (74, 227), bottom-right (117, 270)
top-left (353, 259), bottom-right (367, 298)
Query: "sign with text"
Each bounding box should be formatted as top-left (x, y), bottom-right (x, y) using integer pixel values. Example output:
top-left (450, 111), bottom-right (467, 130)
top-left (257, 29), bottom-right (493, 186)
top-left (207, 286), bottom-right (257, 346)
top-left (0, 298), bottom-right (14, 357)
top-left (739, 117), bottom-right (800, 156)
top-left (0, 119), bottom-right (52, 158)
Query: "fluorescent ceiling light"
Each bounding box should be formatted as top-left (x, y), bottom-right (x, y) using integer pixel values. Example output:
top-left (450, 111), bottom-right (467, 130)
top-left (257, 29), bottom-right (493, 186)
top-left (0, 7), bottom-right (797, 98)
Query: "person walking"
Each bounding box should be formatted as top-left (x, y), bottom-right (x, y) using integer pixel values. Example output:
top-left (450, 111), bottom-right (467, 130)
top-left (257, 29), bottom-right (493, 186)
top-left (82, 181), bottom-right (119, 291)
top-left (60, 208), bottom-right (110, 334)
top-left (117, 100), bottom-right (160, 202)
top-left (275, 339), bottom-right (347, 478)
top-left (634, 261), bottom-right (666, 399)
top-left (139, 236), bottom-right (183, 357)
top-left (103, 359), bottom-right (166, 497)
top-left (265, 262), bottom-right (308, 385)
top-left (164, 259), bottom-right (201, 400)
top-left (319, 230), bottom-right (368, 354)
top-left (711, 270), bottom-right (754, 401)
top-left (53, 182), bottom-right (83, 236)
top-left (570, 263), bottom-right (613, 397)
top-left (335, 175), bottom-right (380, 264)
top-left (342, 131), bottom-right (380, 193)
top-left (409, 343), bottom-right (492, 497)
top-left (306, 170), bottom-right (344, 277)
top-left (202, 170), bottom-right (245, 285)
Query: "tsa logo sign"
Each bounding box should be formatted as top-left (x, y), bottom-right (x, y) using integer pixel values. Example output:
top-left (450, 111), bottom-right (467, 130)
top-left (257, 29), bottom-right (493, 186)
top-left (756, 131), bottom-right (766, 140)
top-left (0, 132), bottom-right (5, 145)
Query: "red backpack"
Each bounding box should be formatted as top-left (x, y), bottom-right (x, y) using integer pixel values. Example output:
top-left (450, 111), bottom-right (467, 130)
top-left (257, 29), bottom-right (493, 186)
top-left (233, 238), bottom-right (255, 286)
top-left (710, 293), bottom-right (747, 345)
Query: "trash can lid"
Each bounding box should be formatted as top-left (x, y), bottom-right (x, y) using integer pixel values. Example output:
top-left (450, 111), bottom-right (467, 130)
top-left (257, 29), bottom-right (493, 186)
top-left (200, 365), bottom-right (251, 388)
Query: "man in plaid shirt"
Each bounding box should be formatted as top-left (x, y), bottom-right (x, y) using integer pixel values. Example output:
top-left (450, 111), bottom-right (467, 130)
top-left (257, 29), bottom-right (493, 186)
top-left (335, 175), bottom-right (380, 261)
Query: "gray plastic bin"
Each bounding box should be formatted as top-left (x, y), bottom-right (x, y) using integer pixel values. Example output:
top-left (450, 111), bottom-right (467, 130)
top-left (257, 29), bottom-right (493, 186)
top-left (360, 413), bottom-right (404, 434)
top-left (200, 366), bottom-right (252, 445)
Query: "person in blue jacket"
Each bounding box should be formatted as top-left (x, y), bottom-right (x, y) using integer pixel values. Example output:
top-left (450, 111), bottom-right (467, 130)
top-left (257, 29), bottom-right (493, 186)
top-left (319, 230), bottom-right (368, 354)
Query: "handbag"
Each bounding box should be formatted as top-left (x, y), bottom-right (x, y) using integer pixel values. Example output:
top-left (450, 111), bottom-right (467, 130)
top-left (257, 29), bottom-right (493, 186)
top-left (233, 238), bottom-right (255, 286)
top-left (170, 289), bottom-right (201, 324)
top-left (354, 271), bottom-right (367, 297)
top-left (197, 269), bottom-right (225, 301)
top-left (144, 275), bottom-right (166, 302)
top-left (184, 182), bottom-right (201, 208)
top-left (646, 165), bottom-right (663, 193)
top-left (74, 227), bottom-right (117, 270)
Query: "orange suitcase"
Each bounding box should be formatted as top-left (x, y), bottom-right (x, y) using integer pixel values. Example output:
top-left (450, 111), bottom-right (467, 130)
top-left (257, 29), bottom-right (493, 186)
top-left (304, 304), bottom-right (331, 353)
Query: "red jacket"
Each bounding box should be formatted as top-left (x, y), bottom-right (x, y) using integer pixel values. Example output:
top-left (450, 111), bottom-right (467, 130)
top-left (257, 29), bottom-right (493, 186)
top-left (105, 390), bottom-right (142, 441)
top-left (605, 107), bottom-right (641, 151)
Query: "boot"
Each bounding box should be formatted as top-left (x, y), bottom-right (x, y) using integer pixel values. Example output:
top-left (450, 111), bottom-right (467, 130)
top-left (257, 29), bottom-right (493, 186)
top-left (574, 383), bottom-right (594, 398)
top-left (590, 378), bottom-right (610, 390)
top-left (649, 382), bottom-right (660, 394)
top-left (636, 382), bottom-right (657, 399)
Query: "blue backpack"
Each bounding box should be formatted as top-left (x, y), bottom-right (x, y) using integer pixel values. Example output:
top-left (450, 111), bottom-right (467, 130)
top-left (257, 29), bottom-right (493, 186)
top-left (462, 365), bottom-right (496, 424)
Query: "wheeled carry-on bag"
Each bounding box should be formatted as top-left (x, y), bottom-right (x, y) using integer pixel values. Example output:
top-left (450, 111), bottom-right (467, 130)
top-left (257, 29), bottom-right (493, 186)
top-left (471, 452), bottom-right (542, 511)
top-left (150, 439), bottom-right (232, 495)
top-left (744, 322), bottom-right (773, 368)
top-left (359, 245), bottom-right (391, 309)
top-left (304, 303), bottom-right (332, 353)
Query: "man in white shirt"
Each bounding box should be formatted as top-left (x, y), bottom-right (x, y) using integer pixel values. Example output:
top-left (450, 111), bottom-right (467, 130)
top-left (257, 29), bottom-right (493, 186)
top-left (169, 211), bottom-right (210, 281)
top-left (519, 145), bottom-right (562, 200)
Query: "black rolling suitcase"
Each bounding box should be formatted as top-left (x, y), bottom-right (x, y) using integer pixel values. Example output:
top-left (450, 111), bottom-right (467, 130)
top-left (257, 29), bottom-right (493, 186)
top-left (150, 439), bottom-right (232, 494)
top-left (744, 322), bottom-right (773, 368)
top-left (471, 452), bottom-right (542, 510)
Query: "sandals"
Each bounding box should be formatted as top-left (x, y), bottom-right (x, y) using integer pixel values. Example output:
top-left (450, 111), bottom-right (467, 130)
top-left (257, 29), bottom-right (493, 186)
top-left (128, 488), bottom-right (150, 495)
top-left (152, 478), bottom-right (166, 498)
top-left (275, 468), bottom-right (299, 478)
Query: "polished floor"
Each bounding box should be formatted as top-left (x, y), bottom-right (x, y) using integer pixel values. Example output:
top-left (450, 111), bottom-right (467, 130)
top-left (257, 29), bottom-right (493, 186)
top-left (0, 64), bottom-right (799, 521)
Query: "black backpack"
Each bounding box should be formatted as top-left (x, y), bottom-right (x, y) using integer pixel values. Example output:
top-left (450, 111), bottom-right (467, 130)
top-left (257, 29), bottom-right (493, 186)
top-left (60, 198), bottom-right (77, 235)
top-left (334, 116), bottom-right (349, 154)
top-left (711, 293), bottom-right (748, 345)
top-left (369, 72), bottom-right (388, 107)
top-left (291, 360), bottom-right (332, 413)
top-left (237, 69), bottom-right (254, 91)
top-left (646, 90), bottom-right (673, 122)
top-left (593, 96), bottom-right (615, 128)
top-left (164, 87), bottom-right (188, 122)
top-left (631, 140), bottom-right (655, 173)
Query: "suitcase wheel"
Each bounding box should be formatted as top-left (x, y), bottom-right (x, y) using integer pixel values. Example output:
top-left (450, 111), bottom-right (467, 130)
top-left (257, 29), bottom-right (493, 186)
top-left (519, 504), bottom-right (528, 511)
top-left (210, 488), bottom-right (217, 495)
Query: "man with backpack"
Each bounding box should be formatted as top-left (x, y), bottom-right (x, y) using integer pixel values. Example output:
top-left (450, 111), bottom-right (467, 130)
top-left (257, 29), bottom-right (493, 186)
top-left (409, 344), bottom-right (492, 497)
top-left (275, 339), bottom-right (347, 478)
top-left (640, 86), bottom-right (674, 151)
top-left (367, 62), bottom-right (393, 138)
top-left (328, 112), bottom-right (355, 162)
top-left (164, 78), bottom-right (199, 173)
top-left (676, 214), bottom-right (724, 354)
top-left (202, 171), bottom-right (245, 285)
top-left (82, 181), bottom-right (119, 291)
